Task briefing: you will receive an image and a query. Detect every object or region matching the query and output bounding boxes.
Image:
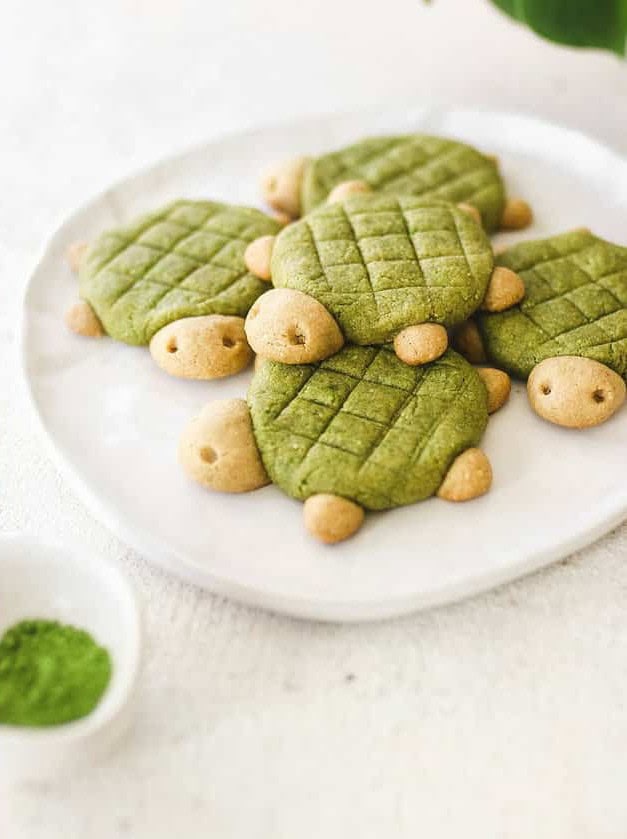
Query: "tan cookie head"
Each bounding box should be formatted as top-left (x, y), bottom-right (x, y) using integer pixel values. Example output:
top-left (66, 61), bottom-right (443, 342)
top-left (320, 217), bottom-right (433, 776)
top-left (245, 288), bottom-right (344, 364)
top-left (150, 315), bottom-right (252, 380)
top-left (179, 399), bottom-right (269, 492)
top-left (528, 356), bottom-right (626, 429)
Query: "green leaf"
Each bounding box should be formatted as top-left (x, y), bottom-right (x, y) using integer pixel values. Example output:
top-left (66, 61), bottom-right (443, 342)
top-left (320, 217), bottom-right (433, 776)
top-left (491, 0), bottom-right (627, 56)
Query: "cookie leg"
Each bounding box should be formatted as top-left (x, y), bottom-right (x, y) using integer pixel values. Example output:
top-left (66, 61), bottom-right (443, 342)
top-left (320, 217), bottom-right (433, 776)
top-left (66, 241), bottom-right (89, 273)
top-left (452, 319), bottom-right (486, 364)
top-left (150, 315), bottom-right (253, 380)
top-left (260, 156), bottom-right (310, 219)
top-left (437, 448), bottom-right (493, 501)
top-left (244, 235), bottom-right (276, 281)
top-left (481, 266), bottom-right (525, 312)
top-left (179, 399), bottom-right (269, 493)
top-left (245, 288), bottom-right (344, 364)
top-left (327, 180), bottom-right (372, 204)
top-left (303, 494), bottom-right (365, 544)
top-left (457, 202), bottom-right (482, 226)
top-left (500, 198), bottom-right (533, 231)
top-left (393, 323), bottom-right (448, 366)
top-left (476, 367), bottom-right (512, 413)
top-left (527, 356), bottom-right (626, 429)
top-left (65, 300), bottom-right (104, 337)
top-left (64, 239), bottom-right (102, 338)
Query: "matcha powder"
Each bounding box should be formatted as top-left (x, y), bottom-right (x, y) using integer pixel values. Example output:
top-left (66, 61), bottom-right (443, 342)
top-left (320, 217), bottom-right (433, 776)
top-left (0, 619), bottom-right (112, 727)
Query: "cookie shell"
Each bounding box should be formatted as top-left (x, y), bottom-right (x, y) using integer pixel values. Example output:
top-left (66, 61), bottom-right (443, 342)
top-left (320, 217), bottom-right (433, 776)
top-left (301, 135), bottom-right (506, 231)
top-left (249, 347), bottom-right (488, 511)
top-left (79, 200), bottom-right (281, 345)
top-left (271, 195), bottom-right (494, 346)
top-left (477, 230), bottom-right (627, 380)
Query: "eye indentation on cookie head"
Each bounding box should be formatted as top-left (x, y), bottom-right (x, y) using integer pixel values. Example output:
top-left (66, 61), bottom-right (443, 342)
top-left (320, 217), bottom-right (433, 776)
top-left (592, 389), bottom-right (605, 404)
top-left (222, 336), bottom-right (236, 349)
top-left (287, 325), bottom-right (306, 346)
top-left (166, 337), bottom-right (178, 354)
top-left (199, 446), bottom-right (217, 465)
top-left (248, 305), bottom-right (259, 320)
top-left (540, 383), bottom-right (551, 396)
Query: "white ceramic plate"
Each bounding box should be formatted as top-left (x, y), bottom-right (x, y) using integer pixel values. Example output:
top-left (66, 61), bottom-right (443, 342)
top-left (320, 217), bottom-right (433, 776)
top-left (22, 107), bottom-right (627, 622)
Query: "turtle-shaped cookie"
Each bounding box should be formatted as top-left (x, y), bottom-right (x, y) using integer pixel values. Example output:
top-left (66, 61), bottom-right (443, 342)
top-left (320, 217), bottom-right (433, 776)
top-left (242, 195), bottom-right (525, 369)
top-left (261, 134), bottom-right (532, 233)
top-left (463, 229), bottom-right (626, 428)
top-left (65, 200), bottom-right (282, 380)
top-left (179, 347), bottom-right (510, 543)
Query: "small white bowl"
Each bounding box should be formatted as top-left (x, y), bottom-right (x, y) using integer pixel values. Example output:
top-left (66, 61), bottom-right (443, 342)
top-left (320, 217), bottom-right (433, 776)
top-left (0, 533), bottom-right (141, 783)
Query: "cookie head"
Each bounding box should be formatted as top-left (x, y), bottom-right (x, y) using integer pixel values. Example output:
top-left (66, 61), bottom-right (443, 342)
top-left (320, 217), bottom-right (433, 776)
top-left (150, 315), bottom-right (252, 380)
top-left (179, 399), bottom-right (269, 492)
top-left (528, 356), bottom-right (626, 429)
top-left (245, 288), bottom-right (344, 364)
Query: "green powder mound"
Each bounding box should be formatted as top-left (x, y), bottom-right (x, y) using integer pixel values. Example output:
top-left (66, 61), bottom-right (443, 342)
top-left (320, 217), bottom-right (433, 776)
top-left (249, 347), bottom-right (488, 511)
top-left (80, 200), bottom-right (281, 345)
top-left (477, 230), bottom-right (627, 380)
top-left (0, 619), bottom-right (112, 727)
top-left (301, 135), bottom-right (505, 232)
top-left (271, 195), bottom-right (494, 345)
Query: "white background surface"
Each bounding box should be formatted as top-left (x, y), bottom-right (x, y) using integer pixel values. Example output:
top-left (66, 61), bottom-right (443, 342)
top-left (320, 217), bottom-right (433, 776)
top-left (2, 0), bottom-right (627, 836)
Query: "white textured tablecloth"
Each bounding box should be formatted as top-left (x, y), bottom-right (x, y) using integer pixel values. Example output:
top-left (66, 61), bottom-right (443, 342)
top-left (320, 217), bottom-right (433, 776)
top-left (2, 1), bottom-right (627, 836)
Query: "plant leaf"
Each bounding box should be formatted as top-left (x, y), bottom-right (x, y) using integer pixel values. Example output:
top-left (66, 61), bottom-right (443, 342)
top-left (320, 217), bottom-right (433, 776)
top-left (491, 0), bottom-right (627, 56)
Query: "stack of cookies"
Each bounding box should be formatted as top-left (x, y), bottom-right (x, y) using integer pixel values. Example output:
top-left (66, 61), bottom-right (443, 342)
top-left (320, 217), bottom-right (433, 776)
top-left (66, 133), bottom-right (627, 544)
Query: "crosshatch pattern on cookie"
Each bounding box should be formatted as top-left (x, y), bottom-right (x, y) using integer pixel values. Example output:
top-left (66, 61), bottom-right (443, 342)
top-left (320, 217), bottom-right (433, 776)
top-left (80, 200), bottom-right (281, 344)
top-left (271, 196), bottom-right (494, 344)
top-left (477, 230), bottom-right (627, 379)
top-left (249, 347), bottom-right (488, 510)
top-left (301, 135), bottom-right (505, 231)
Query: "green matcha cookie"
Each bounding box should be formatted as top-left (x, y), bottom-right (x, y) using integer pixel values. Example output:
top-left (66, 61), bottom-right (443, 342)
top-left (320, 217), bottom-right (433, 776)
top-left (66, 200), bottom-right (282, 380)
top-left (261, 135), bottom-right (532, 233)
top-left (244, 195), bottom-right (526, 369)
top-left (180, 348), bottom-right (499, 543)
top-left (475, 229), bottom-right (627, 428)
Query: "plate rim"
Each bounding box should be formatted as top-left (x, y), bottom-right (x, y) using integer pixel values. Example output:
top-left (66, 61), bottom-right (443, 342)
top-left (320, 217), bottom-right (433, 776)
top-left (20, 106), bottom-right (627, 623)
